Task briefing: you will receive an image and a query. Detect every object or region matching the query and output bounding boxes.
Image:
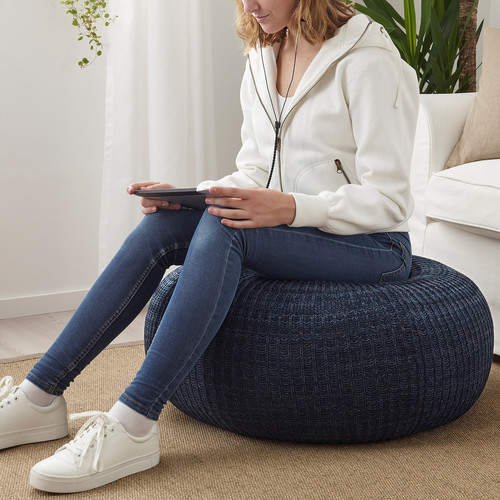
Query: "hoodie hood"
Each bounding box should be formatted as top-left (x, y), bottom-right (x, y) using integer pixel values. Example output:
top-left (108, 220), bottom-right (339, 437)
top-left (247, 14), bottom-right (405, 123)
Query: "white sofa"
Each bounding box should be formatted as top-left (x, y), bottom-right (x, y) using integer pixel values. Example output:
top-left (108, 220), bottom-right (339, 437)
top-left (409, 93), bottom-right (499, 355)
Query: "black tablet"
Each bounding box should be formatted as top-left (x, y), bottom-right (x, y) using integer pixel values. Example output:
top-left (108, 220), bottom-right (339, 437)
top-left (133, 188), bottom-right (209, 210)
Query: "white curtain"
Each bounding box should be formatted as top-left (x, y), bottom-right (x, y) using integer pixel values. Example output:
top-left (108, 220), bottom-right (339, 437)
top-left (99, 0), bottom-right (217, 270)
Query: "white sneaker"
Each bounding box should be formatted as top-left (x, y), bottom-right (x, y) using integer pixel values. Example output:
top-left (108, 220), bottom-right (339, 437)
top-left (0, 376), bottom-right (68, 450)
top-left (30, 411), bottom-right (160, 493)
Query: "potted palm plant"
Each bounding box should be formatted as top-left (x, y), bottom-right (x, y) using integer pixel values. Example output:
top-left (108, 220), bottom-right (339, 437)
top-left (353, 0), bottom-right (483, 93)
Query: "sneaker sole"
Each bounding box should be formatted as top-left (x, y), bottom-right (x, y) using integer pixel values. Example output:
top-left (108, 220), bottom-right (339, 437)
top-left (0, 422), bottom-right (68, 450)
top-left (29, 449), bottom-right (160, 493)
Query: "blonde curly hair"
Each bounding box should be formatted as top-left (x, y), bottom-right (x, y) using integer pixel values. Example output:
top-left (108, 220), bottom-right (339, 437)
top-left (234, 0), bottom-right (355, 51)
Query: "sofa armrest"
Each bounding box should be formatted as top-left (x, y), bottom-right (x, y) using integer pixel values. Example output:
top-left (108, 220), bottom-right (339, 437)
top-left (409, 93), bottom-right (476, 254)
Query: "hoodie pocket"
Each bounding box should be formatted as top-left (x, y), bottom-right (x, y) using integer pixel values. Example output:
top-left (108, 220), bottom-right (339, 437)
top-left (293, 157), bottom-right (351, 195)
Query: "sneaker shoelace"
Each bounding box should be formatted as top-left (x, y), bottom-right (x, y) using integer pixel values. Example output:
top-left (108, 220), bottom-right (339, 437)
top-left (61, 411), bottom-right (115, 472)
top-left (0, 376), bottom-right (15, 404)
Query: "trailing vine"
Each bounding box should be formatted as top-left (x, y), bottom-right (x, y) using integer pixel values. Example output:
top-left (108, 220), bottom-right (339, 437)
top-left (61, 0), bottom-right (117, 68)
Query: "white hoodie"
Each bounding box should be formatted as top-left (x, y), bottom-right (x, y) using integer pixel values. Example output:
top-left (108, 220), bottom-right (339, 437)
top-left (198, 14), bottom-right (420, 235)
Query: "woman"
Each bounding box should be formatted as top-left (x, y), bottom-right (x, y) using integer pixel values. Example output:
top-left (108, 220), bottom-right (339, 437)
top-left (0, 0), bottom-right (419, 493)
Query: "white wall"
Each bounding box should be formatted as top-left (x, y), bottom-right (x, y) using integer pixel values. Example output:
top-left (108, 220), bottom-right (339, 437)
top-left (0, 0), bottom-right (106, 317)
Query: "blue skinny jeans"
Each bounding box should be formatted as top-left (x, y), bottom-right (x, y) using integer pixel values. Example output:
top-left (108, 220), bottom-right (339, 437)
top-left (27, 209), bottom-right (411, 420)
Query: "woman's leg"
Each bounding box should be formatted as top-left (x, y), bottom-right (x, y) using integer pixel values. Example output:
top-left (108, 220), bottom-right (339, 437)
top-left (26, 209), bottom-right (203, 396)
top-left (3, 210), bottom-right (202, 454)
top-left (26, 213), bottom-right (411, 493)
top-left (120, 212), bottom-right (411, 419)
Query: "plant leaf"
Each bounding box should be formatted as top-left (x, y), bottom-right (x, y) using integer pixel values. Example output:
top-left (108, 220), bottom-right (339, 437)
top-left (404, 0), bottom-right (417, 64)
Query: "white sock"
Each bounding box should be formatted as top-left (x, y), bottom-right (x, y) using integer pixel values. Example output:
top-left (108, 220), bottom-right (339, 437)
top-left (109, 401), bottom-right (155, 437)
top-left (19, 379), bottom-right (56, 407)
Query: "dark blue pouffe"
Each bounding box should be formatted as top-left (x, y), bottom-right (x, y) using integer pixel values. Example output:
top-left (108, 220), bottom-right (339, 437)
top-left (144, 256), bottom-right (494, 444)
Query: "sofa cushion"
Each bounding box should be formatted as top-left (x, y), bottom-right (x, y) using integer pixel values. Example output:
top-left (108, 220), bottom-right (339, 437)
top-left (446, 27), bottom-right (500, 168)
top-left (425, 160), bottom-right (500, 239)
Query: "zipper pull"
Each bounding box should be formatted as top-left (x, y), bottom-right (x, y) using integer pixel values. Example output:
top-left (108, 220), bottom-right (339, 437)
top-left (334, 158), bottom-right (343, 174)
top-left (335, 158), bottom-right (351, 184)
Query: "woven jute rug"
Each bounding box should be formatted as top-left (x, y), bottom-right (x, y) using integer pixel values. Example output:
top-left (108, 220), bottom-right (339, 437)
top-left (1, 345), bottom-right (499, 499)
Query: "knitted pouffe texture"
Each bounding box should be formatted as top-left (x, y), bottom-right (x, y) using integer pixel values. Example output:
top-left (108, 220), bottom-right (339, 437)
top-left (144, 256), bottom-right (494, 443)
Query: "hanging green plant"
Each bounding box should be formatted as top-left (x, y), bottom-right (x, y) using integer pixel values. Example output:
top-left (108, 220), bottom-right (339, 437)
top-left (61, 0), bottom-right (117, 68)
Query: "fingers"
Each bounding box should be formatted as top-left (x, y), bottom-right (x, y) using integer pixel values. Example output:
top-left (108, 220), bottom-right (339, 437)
top-left (142, 201), bottom-right (181, 214)
top-left (207, 186), bottom-right (259, 199)
top-left (206, 188), bottom-right (258, 225)
top-left (219, 218), bottom-right (256, 229)
top-left (127, 181), bottom-right (177, 194)
top-left (205, 196), bottom-right (240, 208)
top-left (128, 181), bottom-right (181, 213)
top-left (127, 181), bottom-right (161, 194)
top-left (207, 206), bottom-right (246, 219)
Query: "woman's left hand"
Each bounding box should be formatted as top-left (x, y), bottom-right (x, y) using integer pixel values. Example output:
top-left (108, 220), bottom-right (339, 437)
top-left (205, 187), bottom-right (296, 228)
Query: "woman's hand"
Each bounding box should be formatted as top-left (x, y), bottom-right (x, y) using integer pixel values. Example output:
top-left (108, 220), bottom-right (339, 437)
top-left (205, 186), bottom-right (296, 228)
top-left (127, 181), bottom-right (181, 214)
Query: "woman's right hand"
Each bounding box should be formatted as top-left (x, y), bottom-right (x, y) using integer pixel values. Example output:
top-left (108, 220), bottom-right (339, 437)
top-left (127, 181), bottom-right (181, 214)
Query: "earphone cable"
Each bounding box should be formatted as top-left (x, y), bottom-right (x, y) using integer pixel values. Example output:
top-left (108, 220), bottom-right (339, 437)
top-left (259, 26), bottom-right (299, 189)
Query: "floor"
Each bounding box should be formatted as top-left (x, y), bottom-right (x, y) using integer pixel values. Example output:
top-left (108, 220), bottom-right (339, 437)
top-left (0, 309), bottom-right (146, 364)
